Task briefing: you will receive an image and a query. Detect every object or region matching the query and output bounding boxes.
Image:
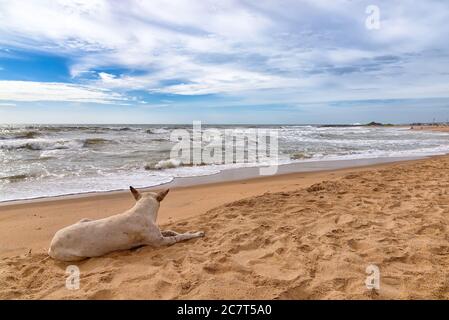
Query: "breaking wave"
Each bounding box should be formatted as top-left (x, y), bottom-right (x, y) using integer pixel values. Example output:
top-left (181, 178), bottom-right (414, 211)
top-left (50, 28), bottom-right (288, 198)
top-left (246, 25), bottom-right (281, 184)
top-left (0, 174), bottom-right (33, 183)
top-left (0, 140), bottom-right (73, 151)
top-left (144, 159), bottom-right (213, 170)
top-left (146, 128), bottom-right (170, 134)
top-left (0, 138), bottom-right (116, 151)
top-left (0, 131), bottom-right (40, 140)
top-left (145, 159), bottom-right (183, 170)
top-left (82, 138), bottom-right (113, 148)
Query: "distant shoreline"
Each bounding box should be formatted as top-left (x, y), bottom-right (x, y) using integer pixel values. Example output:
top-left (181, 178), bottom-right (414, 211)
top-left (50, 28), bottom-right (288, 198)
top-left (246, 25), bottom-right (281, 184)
top-left (0, 155), bottom-right (422, 206)
top-left (1, 122), bottom-right (446, 126)
top-left (410, 124), bottom-right (449, 132)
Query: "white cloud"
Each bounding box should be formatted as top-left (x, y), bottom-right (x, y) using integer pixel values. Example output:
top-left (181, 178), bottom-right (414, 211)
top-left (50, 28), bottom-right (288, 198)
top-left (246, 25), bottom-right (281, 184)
top-left (0, 81), bottom-right (125, 103)
top-left (0, 102), bottom-right (16, 107)
top-left (0, 0), bottom-right (448, 103)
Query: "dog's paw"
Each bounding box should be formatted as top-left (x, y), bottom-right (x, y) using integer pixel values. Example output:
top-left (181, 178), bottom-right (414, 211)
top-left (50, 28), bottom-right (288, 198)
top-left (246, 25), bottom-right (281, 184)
top-left (196, 231), bottom-right (205, 237)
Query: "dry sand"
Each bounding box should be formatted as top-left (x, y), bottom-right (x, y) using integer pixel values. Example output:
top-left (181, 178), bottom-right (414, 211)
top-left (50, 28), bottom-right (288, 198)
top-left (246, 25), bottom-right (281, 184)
top-left (0, 156), bottom-right (449, 299)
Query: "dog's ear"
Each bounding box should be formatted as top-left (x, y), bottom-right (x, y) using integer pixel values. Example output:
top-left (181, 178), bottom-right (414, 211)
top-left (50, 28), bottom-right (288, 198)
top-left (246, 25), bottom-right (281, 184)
top-left (129, 186), bottom-right (142, 201)
top-left (156, 189), bottom-right (169, 202)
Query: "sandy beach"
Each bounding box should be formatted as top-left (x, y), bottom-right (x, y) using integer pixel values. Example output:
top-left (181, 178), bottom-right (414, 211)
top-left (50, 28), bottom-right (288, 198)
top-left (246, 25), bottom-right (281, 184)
top-left (1, 154), bottom-right (448, 299)
top-left (410, 125), bottom-right (449, 132)
top-left (2, 0), bottom-right (449, 304)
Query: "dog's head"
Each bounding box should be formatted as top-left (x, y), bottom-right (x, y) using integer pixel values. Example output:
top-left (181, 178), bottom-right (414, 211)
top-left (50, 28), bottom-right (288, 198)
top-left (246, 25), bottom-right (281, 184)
top-left (129, 186), bottom-right (169, 202)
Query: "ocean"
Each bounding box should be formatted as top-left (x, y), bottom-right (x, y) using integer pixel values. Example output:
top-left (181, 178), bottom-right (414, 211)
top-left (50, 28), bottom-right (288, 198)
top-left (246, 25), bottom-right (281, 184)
top-left (1, 124), bottom-right (449, 202)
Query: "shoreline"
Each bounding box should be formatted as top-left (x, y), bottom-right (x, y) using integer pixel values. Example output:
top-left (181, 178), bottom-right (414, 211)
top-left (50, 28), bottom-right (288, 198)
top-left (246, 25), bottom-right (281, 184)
top-left (2, 124), bottom-right (449, 205)
top-left (1, 153), bottom-right (449, 299)
top-left (0, 155), bottom-right (424, 206)
top-left (0, 154), bottom-right (438, 259)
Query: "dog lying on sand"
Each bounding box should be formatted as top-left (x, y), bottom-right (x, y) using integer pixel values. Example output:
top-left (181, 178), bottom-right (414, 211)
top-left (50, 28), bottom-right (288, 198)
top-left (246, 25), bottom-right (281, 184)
top-left (48, 187), bottom-right (205, 261)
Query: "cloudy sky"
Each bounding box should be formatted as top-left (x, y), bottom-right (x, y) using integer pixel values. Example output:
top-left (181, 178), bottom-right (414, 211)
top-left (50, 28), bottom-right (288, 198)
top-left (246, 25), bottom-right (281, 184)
top-left (1, 0), bottom-right (449, 124)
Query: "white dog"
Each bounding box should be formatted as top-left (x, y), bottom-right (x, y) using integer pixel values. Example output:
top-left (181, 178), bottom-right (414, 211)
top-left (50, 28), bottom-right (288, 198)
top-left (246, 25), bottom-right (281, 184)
top-left (48, 187), bottom-right (205, 261)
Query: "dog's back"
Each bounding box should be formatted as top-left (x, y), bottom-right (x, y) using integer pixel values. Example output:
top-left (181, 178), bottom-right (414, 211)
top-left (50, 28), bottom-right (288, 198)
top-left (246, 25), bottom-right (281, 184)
top-left (48, 188), bottom-right (177, 261)
top-left (48, 210), bottom-right (155, 261)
